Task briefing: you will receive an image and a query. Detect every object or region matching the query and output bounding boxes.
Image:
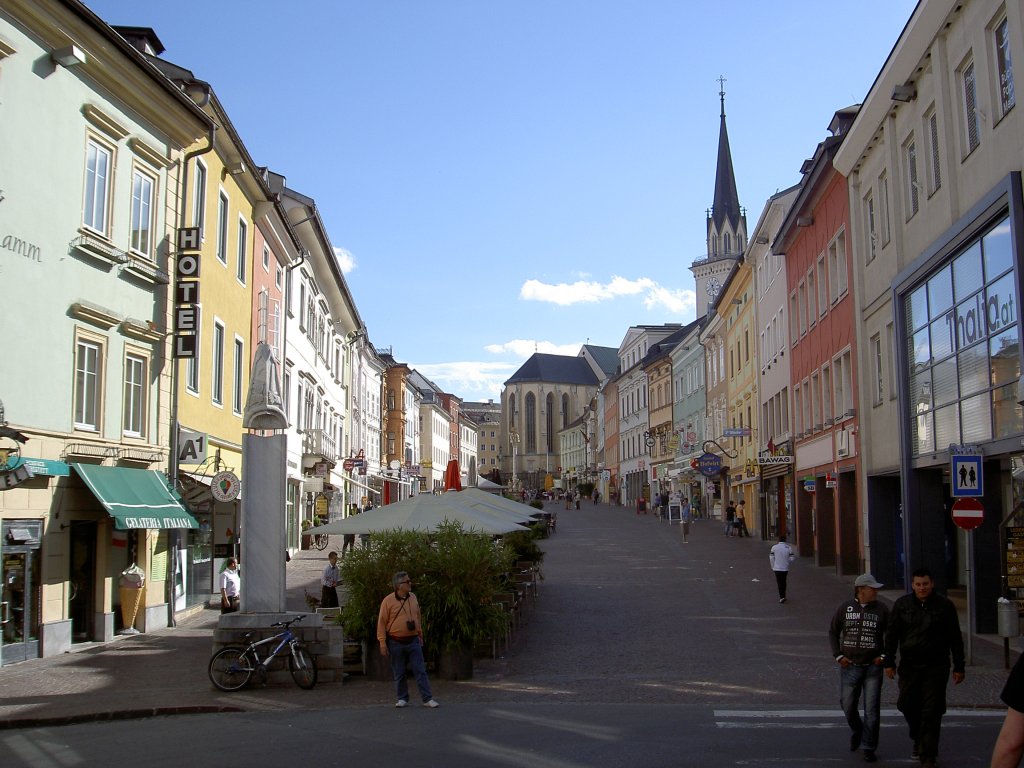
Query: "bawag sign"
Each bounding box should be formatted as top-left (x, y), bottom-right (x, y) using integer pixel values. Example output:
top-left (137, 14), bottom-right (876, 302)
top-left (174, 227), bottom-right (201, 358)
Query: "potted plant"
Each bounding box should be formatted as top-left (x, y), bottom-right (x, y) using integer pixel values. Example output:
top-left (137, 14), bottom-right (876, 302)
top-left (339, 523), bottom-right (513, 680)
top-left (300, 518), bottom-right (313, 550)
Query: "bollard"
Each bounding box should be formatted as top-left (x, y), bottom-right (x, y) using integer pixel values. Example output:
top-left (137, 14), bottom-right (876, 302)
top-left (997, 598), bottom-right (1020, 670)
top-left (998, 599), bottom-right (1020, 637)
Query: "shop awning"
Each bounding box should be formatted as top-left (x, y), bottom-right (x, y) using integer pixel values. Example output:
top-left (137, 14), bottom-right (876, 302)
top-left (71, 464), bottom-right (199, 530)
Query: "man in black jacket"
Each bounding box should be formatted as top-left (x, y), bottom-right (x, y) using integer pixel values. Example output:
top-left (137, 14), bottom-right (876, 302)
top-left (829, 573), bottom-right (889, 763)
top-left (884, 568), bottom-right (965, 768)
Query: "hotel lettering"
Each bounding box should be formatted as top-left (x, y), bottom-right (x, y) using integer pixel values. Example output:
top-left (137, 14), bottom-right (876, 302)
top-left (174, 227), bottom-right (201, 358)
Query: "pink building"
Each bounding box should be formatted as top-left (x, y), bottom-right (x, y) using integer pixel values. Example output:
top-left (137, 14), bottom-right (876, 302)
top-left (776, 107), bottom-right (864, 575)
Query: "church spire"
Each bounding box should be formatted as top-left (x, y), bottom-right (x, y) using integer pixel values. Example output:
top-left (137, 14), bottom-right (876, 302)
top-left (710, 76), bottom-right (742, 242)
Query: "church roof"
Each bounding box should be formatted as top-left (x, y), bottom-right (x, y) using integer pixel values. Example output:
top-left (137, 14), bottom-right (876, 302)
top-left (710, 90), bottom-right (742, 236)
top-left (581, 344), bottom-right (620, 377)
top-left (504, 353), bottom-right (601, 387)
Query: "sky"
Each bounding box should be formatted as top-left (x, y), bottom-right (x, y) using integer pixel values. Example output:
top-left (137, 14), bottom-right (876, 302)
top-left (87, 0), bottom-right (918, 402)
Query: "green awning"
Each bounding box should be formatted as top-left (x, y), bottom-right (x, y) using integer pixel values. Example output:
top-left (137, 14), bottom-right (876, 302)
top-left (71, 464), bottom-right (199, 530)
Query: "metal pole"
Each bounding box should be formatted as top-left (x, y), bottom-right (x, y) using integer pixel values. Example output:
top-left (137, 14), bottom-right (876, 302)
top-left (967, 528), bottom-right (975, 666)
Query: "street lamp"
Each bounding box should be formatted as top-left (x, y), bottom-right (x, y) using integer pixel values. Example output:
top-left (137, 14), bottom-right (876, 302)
top-left (509, 430), bottom-right (520, 487)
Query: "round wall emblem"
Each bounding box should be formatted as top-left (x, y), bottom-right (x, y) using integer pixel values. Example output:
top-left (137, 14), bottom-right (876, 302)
top-left (211, 471), bottom-right (240, 502)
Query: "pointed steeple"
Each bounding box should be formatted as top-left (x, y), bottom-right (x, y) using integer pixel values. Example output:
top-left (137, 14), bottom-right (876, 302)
top-left (711, 78), bottom-right (742, 237)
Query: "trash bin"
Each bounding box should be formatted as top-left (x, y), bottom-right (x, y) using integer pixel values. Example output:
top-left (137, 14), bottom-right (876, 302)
top-left (997, 598), bottom-right (1020, 638)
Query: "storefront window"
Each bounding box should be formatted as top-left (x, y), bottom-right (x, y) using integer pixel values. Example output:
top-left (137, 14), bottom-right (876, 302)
top-left (905, 214), bottom-right (1020, 454)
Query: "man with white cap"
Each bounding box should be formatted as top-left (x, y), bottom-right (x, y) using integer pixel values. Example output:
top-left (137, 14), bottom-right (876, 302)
top-left (829, 573), bottom-right (890, 763)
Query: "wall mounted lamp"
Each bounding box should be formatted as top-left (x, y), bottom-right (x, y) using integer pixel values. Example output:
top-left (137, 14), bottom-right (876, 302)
top-left (225, 162), bottom-right (246, 175)
top-left (52, 44), bottom-right (87, 68)
top-left (754, 235), bottom-right (769, 245)
top-left (731, 298), bottom-right (743, 306)
top-left (891, 84), bottom-right (917, 103)
top-left (796, 216), bottom-right (814, 227)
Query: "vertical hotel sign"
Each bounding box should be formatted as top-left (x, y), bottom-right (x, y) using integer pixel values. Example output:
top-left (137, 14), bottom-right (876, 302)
top-left (174, 227), bottom-right (201, 358)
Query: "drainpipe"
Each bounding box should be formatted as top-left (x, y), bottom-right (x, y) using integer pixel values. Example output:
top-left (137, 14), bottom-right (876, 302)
top-left (166, 99), bottom-right (216, 628)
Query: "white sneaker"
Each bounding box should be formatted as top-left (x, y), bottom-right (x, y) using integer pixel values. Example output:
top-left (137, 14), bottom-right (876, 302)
top-left (395, 700), bottom-right (408, 708)
top-left (423, 699), bottom-right (440, 708)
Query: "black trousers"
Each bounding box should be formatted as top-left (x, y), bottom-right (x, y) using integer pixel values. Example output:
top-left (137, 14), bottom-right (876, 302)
top-left (896, 663), bottom-right (950, 761)
top-left (773, 570), bottom-right (788, 599)
top-left (321, 585), bottom-right (339, 608)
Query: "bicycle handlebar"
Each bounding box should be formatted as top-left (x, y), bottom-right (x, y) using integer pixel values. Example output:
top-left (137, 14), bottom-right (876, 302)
top-left (271, 614), bottom-right (307, 629)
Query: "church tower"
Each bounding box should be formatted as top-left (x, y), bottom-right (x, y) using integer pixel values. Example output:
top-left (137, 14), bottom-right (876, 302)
top-left (692, 79), bottom-right (747, 317)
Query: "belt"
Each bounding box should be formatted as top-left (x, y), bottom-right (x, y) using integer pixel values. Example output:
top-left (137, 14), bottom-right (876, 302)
top-left (388, 635), bottom-right (417, 644)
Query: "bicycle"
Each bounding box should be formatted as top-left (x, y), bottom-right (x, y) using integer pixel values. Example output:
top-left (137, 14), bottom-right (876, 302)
top-left (312, 531), bottom-right (329, 550)
top-left (208, 614), bottom-right (318, 691)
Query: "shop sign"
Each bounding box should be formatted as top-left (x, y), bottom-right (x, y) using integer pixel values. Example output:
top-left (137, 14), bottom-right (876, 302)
top-left (825, 472), bottom-right (837, 489)
top-left (0, 463), bottom-right (33, 490)
top-left (758, 455), bottom-right (793, 465)
top-left (174, 227), bottom-right (201, 359)
top-left (692, 452), bottom-right (723, 477)
top-left (211, 470), bottom-right (240, 502)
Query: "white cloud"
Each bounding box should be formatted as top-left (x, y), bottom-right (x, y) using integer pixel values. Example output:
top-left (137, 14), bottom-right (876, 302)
top-left (333, 247), bottom-right (356, 274)
top-left (413, 361), bottom-right (517, 402)
top-left (483, 339), bottom-right (580, 357)
top-left (520, 275), bottom-right (695, 315)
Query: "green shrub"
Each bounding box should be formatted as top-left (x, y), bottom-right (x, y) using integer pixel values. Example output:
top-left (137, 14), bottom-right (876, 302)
top-left (339, 522), bottom-right (513, 651)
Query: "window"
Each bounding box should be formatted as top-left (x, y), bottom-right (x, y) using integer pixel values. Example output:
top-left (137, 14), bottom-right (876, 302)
top-left (811, 371), bottom-right (820, 429)
top-left (212, 321), bottom-right (225, 406)
top-left (802, 379), bottom-right (811, 435)
top-left (74, 336), bottom-right (103, 431)
top-left (904, 136), bottom-right (920, 218)
top-left (925, 108), bottom-right (942, 194)
top-left (879, 172), bottom-right (891, 245)
top-left (872, 333), bottom-right (884, 405)
top-left (216, 192), bottom-right (229, 264)
top-left (797, 282), bottom-right (806, 336)
top-left (834, 355), bottom-right (846, 421)
top-left (828, 231), bottom-right (848, 302)
top-left (864, 192), bottom-right (877, 262)
top-left (794, 385), bottom-right (803, 435)
top-left (283, 370), bottom-right (291, 419)
top-left (276, 265), bottom-right (283, 290)
top-left (806, 268), bottom-right (817, 324)
top-left (816, 254), bottom-right (827, 314)
top-left (124, 352), bottom-right (147, 437)
top-left (236, 218), bottom-right (248, 283)
top-left (903, 214), bottom-right (1019, 455)
top-left (233, 337), bottom-right (244, 415)
top-left (790, 293), bottom-right (798, 342)
top-left (963, 59), bottom-right (981, 153)
top-left (886, 322), bottom-right (897, 401)
top-left (129, 169), bottom-right (154, 256)
top-left (193, 160), bottom-right (207, 236)
top-left (263, 244), bottom-right (270, 272)
top-left (822, 365), bottom-right (832, 424)
top-left (83, 138), bottom-right (112, 234)
top-left (995, 16), bottom-right (1016, 117)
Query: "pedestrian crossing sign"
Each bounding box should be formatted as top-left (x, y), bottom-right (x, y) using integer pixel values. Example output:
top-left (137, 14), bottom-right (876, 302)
top-left (951, 454), bottom-right (983, 498)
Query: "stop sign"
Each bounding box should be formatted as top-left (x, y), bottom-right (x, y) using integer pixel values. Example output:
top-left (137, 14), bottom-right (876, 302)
top-left (951, 497), bottom-right (984, 530)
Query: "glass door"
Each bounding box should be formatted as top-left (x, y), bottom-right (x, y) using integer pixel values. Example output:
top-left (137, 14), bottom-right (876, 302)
top-left (2, 549), bottom-right (40, 665)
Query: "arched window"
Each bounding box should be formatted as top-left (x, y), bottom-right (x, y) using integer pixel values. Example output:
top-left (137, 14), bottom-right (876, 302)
top-left (525, 393), bottom-right (537, 453)
top-left (561, 393), bottom-right (570, 429)
top-left (508, 394), bottom-right (516, 435)
top-left (724, 232), bottom-right (731, 253)
top-left (546, 393), bottom-right (555, 453)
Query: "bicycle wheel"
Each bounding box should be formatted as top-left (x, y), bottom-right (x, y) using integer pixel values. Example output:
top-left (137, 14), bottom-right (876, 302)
top-left (288, 644), bottom-right (318, 689)
top-left (313, 534), bottom-right (328, 551)
top-left (209, 646), bottom-right (254, 691)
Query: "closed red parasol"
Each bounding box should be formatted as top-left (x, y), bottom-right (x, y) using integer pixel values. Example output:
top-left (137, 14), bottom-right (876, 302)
top-left (443, 459), bottom-right (462, 492)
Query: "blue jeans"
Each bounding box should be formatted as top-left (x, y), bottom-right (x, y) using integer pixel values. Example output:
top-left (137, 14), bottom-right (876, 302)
top-left (841, 663), bottom-right (884, 751)
top-left (387, 637), bottom-right (433, 703)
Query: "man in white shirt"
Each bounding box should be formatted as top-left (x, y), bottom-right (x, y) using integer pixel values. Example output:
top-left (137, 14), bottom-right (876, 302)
top-left (769, 535), bottom-right (796, 603)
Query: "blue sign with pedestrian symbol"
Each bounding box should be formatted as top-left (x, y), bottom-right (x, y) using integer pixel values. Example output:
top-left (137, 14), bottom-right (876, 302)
top-left (951, 455), bottom-right (983, 498)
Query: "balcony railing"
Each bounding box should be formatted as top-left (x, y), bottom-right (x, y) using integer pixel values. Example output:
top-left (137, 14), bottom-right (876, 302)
top-left (302, 429), bottom-right (337, 465)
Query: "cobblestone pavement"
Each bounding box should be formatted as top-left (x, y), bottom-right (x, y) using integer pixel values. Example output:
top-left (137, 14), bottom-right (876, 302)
top-left (0, 502), bottom-right (1015, 727)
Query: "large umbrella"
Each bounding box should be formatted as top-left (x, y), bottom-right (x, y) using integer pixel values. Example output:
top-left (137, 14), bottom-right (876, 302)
top-left (476, 477), bottom-right (505, 494)
top-left (443, 459), bottom-right (462, 491)
top-left (458, 488), bottom-right (542, 522)
top-left (304, 492), bottom-right (525, 536)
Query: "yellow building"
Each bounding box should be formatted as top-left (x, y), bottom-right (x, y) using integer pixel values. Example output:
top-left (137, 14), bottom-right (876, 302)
top-left (718, 261), bottom-right (760, 534)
